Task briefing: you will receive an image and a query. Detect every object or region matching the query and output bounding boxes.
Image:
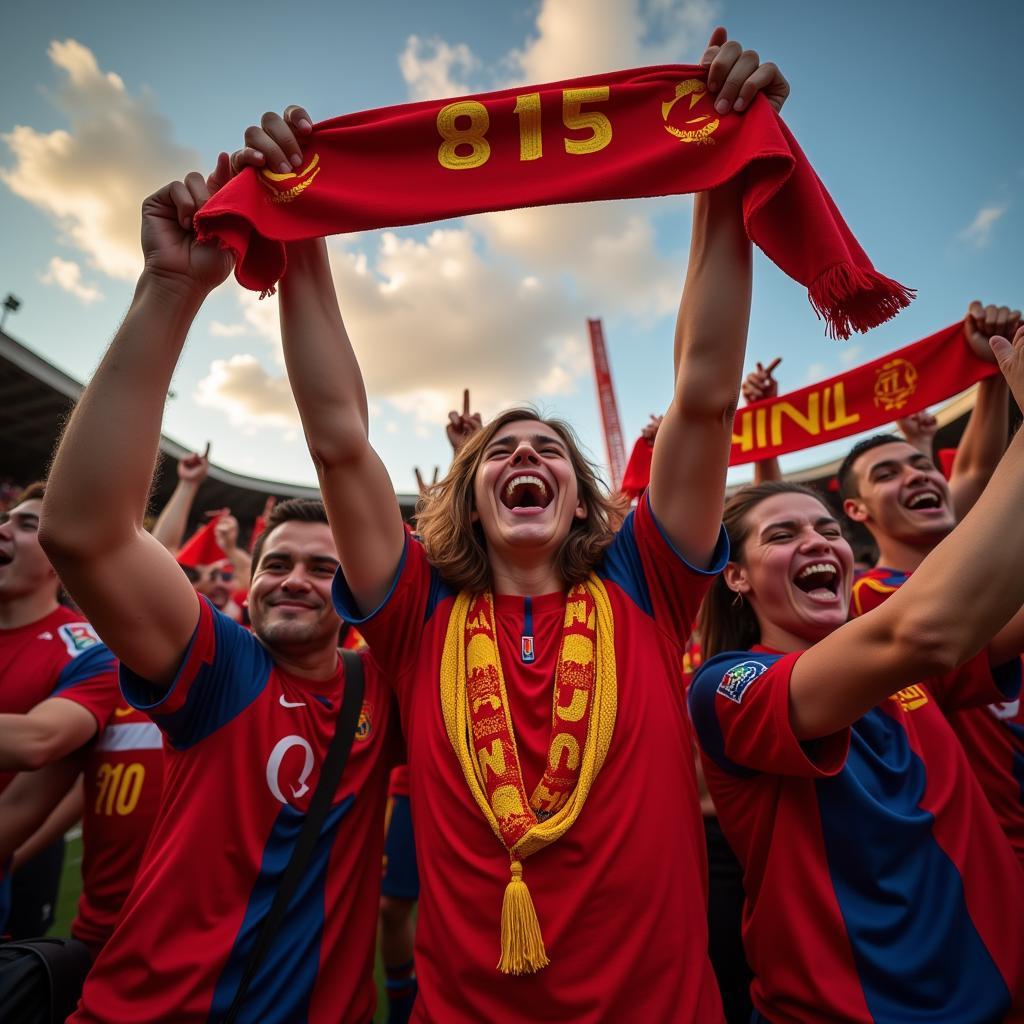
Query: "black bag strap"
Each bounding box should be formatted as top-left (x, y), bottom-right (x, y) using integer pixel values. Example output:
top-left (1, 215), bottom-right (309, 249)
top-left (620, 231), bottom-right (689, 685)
top-left (2, 937), bottom-right (92, 1024)
top-left (222, 649), bottom-right (365, 1024)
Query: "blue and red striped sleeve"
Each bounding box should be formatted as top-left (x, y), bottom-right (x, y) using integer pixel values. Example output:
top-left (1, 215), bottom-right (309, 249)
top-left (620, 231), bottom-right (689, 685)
top-left (51, 642), bottom-right (119, 731)
top-left (119, 596), bottom-right (272, 749)
top-left (599, 491), bottom-right (729, 645)
top-left (689, 650), bottom-right (849, 777)
top-left (332, 532), bottom-right (444, 683)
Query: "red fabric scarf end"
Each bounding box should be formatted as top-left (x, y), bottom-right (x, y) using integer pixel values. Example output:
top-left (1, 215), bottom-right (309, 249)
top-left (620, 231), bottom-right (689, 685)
top-left (808, 263), bottom-right (916, 341)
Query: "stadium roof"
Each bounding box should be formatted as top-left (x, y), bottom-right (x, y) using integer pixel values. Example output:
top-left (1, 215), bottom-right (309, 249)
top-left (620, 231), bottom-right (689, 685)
top-left (0, 327), bottom-right (419, 533)
top-left (3, 326), bottom-right (1003, 552)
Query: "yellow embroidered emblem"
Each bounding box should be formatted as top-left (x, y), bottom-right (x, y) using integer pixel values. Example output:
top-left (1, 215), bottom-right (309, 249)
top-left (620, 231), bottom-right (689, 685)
top-left (259, 153), bottom-right (321, 205)
top-left (873, 357), bottom-right (919, 412)
top-left (662, 79), bottom-right (719, 145)
top-left (890, 685), bottom-right (929, 712)
top-left (355, 700), bottom-right (373, 741)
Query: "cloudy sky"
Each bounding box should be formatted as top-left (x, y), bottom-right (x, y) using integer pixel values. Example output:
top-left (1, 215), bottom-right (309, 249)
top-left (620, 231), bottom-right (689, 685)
top-left (2, 0), bottom-right (1021, 494)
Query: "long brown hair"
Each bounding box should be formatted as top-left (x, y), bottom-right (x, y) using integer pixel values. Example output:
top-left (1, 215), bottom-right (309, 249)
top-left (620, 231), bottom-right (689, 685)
top-left (699, 481), bottom-right (824, 659)
top-left (415, 408), bottom-right (628, 592)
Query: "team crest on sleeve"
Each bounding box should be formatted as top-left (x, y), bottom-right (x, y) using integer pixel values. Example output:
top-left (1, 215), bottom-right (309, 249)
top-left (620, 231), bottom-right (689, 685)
top-left (356, 700), bottom-right (373, 742)
top-left (717, 660), bottom-right (767, 704)
top-left (57, 622), bottom-right (100, 658)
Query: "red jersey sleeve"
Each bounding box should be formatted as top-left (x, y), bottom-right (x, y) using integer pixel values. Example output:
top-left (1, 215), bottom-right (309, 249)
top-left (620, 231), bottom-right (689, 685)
top-left (599, 492), bottom-right (729, 646)
top-left (120, 596), bottom-right (273, 749)
top-left (850, 572), bottom-right (901, 617)
top-left (50, 642), bottom-right (120, 731)
top-left (926, 650), bottom-right (1022, 712)
top-left (688, 650), bottom-right (850, 777)
top-left (331, 533), bottom-right (437, 684)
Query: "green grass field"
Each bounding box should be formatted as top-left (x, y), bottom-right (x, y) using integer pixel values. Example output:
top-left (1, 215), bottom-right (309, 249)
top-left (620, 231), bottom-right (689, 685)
top-left (50, 835), bottom-right (392, 1022)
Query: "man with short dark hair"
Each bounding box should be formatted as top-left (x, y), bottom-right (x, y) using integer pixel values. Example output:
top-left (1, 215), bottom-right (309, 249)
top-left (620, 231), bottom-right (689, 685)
top-left (40, 162), bottom-right (400, 1023)
top-left (842, 302), bottom-right (1024, 864)
top-left (0, 482), bottom-right (117, 938)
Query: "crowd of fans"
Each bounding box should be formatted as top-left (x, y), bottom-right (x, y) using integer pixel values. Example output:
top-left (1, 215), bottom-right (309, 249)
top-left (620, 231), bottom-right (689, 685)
top-left (1, 24), bottom-right (1023, 1024)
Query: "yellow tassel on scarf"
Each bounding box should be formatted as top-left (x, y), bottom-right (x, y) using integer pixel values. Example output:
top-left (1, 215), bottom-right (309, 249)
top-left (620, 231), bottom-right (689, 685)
top-left (498, 859), bottom-right (549, 974)
top-left (440, 575), bottom-right (617, 975)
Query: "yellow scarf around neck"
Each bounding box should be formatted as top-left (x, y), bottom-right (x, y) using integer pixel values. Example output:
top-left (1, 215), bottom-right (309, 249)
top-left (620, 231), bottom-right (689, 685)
top-left (439, 574), bottom-right (617, 974)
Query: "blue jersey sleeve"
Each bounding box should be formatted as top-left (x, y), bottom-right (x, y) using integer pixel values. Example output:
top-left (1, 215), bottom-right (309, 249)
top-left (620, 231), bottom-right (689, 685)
top-left (600, 492), bottom-right (728, 646)
top-left (689, 650), bottom-right (850, 777)
top-left (332, 531), bottom-right (450, 684)
top-left (120, 597), bottom-right (272, 750)
top-left (927, 650), bottom-right (1022, 711)
top-left (51, 642), bottom-right (120, 731)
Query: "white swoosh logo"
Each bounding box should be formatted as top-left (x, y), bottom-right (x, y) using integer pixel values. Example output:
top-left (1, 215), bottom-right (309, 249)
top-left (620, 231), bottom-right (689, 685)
top-left (279, 695), bottom-right (306, 709)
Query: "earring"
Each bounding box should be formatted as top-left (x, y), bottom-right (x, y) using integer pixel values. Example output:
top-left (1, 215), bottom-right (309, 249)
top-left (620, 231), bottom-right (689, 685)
top-left (731, 591), bottom-right (744, 608)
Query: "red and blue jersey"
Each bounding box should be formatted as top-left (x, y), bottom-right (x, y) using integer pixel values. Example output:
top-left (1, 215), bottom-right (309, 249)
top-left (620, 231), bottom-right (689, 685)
top-left (0, 606), bottom-right (108, 794)
top-left (334, 493), bottom-right (728, 1023)
top-left (689, 644), bottom-right (1024, 1023)
top-left (51, 665), bottom-right (165, 955)
top-left (853, 566), bottom-right (1024, 866)
top-left (0, 606), bottom-right (110, 929)
top-left (71, 596), bottom-right (400, 1024)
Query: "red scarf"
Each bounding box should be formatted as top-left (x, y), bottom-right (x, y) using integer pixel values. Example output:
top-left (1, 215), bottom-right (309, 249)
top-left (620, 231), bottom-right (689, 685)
top-left (195, 65), bottom-right (912, 339)
top-left (621, 322), bottom-right (997, 492)
top-left (175, 515), bottom-right (227, 567)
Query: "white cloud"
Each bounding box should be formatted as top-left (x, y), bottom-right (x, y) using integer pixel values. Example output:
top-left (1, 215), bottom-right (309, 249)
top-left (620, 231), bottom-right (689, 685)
top-left (803, 361), bottom-right (828, 383)
top-left (195, 228), bottom-right (587, 430)
top-left (399, 35), bottom-right (478, 101)
top-left (475, 198), bottom-right (686, 320)
top-left (195, 354), bottom-right (299, 428)
top-left (839, 344), bottom-right (864, 367)
top-left (1, 39), bottom-right (199, 280)
top-left (209, 321), bottom-right (248, 338)
top-left (958, 204), bottom-right (1008, 249)
top-left (507, 0), bottom-right (717, 84)
top-left (39, 256), bottom-right (102, 303)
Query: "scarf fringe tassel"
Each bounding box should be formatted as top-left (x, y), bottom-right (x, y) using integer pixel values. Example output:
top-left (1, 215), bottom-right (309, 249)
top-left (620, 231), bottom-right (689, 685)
top-left (809, 263), bottom-right (916, 341)
top-left (497, 860), bottom-right (549, 975)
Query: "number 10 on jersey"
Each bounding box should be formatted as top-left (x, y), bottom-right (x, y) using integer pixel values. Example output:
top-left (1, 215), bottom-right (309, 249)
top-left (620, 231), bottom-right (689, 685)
top-left (436, 87), bottom-right (612, 170)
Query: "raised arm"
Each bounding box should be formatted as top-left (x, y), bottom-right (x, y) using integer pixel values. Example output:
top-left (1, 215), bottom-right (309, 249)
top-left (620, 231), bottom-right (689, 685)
top-left (232, 114), bottom-right (405, 616)
top-left (790, 324), bottom-right (1024, 739)
top-left (650, 29), bottom-right (789, 567)
top-left (949, 302), bottom-right (1020, 518)
top-left (0, 697), bottom-right (97, 771)
top-left (744, 358), bottom-right (783, 485)
top-left (212, 510), bottom-right (253, 588)
top-left (0, 757), bottom-right (81, 863)
top-left (150, 445), bottom-right (210, 552)
top-left (40, 160), bottom-right (235, 687)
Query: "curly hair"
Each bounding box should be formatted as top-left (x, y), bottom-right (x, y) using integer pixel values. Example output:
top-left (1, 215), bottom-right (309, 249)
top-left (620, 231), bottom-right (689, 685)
top-left (414, 408), bottom-right (628, 593)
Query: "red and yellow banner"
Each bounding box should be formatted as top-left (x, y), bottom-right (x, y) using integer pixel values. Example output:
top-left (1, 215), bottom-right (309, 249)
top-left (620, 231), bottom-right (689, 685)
top-left (195, 65), bottom-right (911, 338)
top-left (621, 323), bottom-right (996, 493)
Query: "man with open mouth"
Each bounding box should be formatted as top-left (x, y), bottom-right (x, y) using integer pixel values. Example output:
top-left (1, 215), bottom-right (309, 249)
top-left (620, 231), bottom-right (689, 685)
top-left (229, 25), bottom-right (788, 1024)
top-left (841, 300), bottom-right (1024, 867)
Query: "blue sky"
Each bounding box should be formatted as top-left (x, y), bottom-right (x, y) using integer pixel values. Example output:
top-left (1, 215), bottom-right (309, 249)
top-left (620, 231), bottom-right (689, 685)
top-left (1, 0), bottom-right (1021, 494)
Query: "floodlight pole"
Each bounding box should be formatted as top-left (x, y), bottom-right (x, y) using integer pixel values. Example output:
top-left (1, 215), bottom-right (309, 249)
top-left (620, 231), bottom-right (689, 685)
top-left (0, 294), bottom-right (22, 333)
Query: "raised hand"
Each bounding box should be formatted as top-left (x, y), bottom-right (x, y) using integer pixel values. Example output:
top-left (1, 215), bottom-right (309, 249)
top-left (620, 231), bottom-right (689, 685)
top-left (208, 508), bottom-right (240, 554)
top-left (141, 153), bottom-right (234, 294)
top-left (741, 357), bottom-right (781, 405)
top-left (964, 301), bottom-right (1023, 364)
top-left (700, 27), bottom-right (790, 115)
top-left (990, 324), bottom-right (1024, 410)
top-left (640, 414), bottom-right (664, 443)
top-left (446, 389), bottom-right (483, 453)
top-left (414, 466), bottom-right (440, 497)
top-left (896, 410), bottom-right (939, 456)
top-left (231, 106), bottom-right (314, 177)
top-left (178, 443), bottom-right (211, 485)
